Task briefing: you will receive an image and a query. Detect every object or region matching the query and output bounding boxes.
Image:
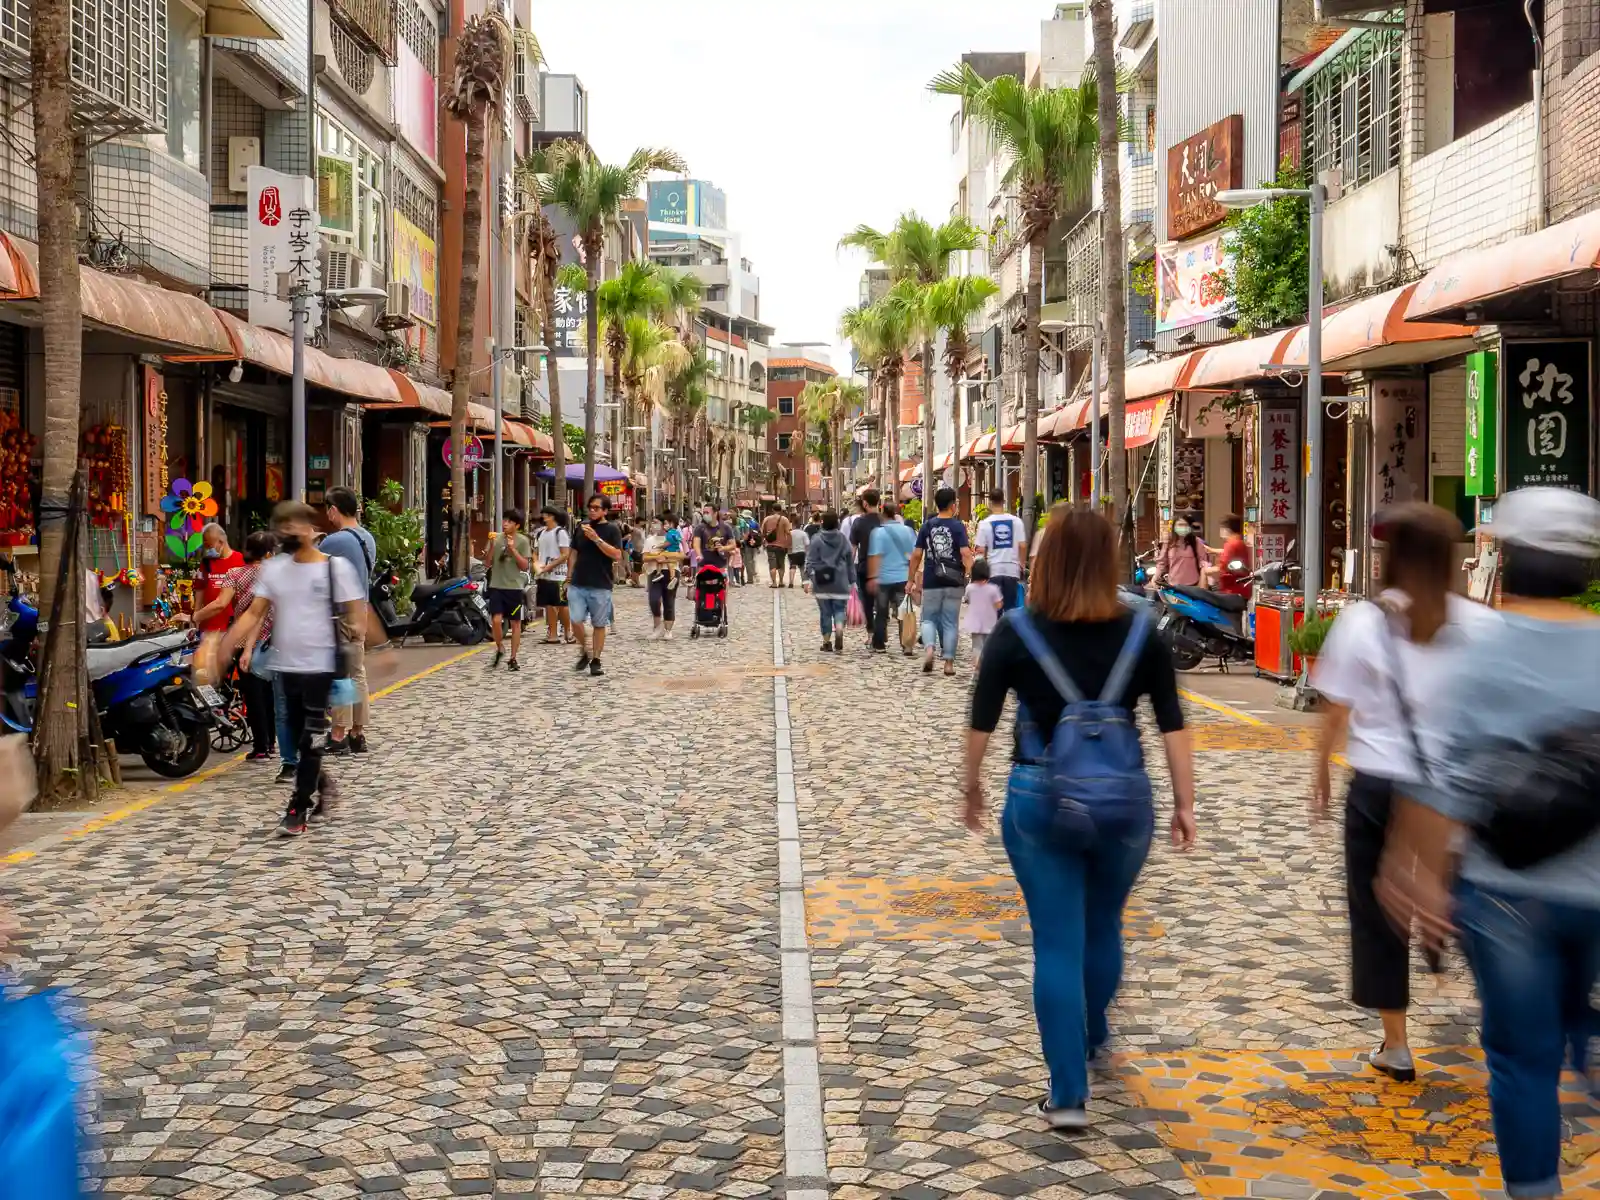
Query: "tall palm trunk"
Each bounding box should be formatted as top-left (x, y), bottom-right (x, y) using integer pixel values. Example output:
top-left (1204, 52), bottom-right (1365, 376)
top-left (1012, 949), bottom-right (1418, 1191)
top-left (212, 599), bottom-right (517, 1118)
top-left (1091, 0), bottom-right (1127, 538)
top-left (581, 229), bottom-right (602, 502)
top-left (832, 417), bottom-right (845, 508)
top-left (450, 112), bottom-right (488, 574)
top-left (920, 340), bottom-right (935, 508)
top-left (1021, 236), bottom-right (1044, 533)
top-left (539, 302), bottom-right (565, 505)
top-left (947, 333), bottom-right (968, 499)
top-left (31, 0), bottom-right (89, 800)
top-left (884, 365), bottom-right (901, 497)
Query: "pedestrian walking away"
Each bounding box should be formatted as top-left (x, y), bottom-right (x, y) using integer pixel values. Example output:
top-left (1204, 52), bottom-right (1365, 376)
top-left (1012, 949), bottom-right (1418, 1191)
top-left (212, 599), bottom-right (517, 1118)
top-left (643, 516), bottom-right (683, 639)
top-left (848, 489), bottom-right (883, 645)
top-left (227, 531), bottom-right (279, 761)
top-left (786, 517), bottom-right (809, 588)
top-left (569, 495), bottom-right (625, 677)
top-left (964, 506), bottom-right (1196, 1129)
top-left (314, 488), bottom-right (377, 756)
top-left (1376, 487), bottom-right (1600, 1199)
top-left (209, 501), bottom-right (365, 837)
top-left (484, 507), bottom-right (532, 671)
top-left (1309, 503), bottom-right (1497, 1084)
top-left (908, 486), bottom-right (972, 675)
top-left (533, 506), bottom-right (573, 644)
top-left (975, 489), bottom-right (1029, 610)
top-left (962, 558), bottom-right (1004, 665)
top-left (866, 501), bottom-right (916, 654)
top-left (805, 509), bottom-right (855, 653)
top-left (761, 508), bottom-right (792, 587)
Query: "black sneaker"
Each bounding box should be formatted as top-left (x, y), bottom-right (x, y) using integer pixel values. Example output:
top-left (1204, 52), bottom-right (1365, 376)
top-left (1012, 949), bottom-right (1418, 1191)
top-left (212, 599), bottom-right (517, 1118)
top-left (326, 737), bottom-right (350, 756)
top-left (574, 654), bottom-right (592, 672)
top-left (278, 811), bottom-right (307, 838)
top-left (589, 658), bottom-right (605, 677)
top-left (833, 631), bottom-right (844, 652)
top-left (490, 648), bottom-right (503, 669)
top-left (276, 764), bottom-right (297, 784)
top-left (348, 733), bottom-right (367, 754)
top-left (507, 658), bottom-right (520, 672)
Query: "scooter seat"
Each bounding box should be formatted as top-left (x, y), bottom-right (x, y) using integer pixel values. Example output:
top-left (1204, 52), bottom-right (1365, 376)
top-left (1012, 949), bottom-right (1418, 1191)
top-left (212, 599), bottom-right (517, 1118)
top-left (1168, 583), bottom-right (1247, 613)
top-left (411, 580), bottom-right (447, 603)
top-left (86, 631), bottom-right (188, 680)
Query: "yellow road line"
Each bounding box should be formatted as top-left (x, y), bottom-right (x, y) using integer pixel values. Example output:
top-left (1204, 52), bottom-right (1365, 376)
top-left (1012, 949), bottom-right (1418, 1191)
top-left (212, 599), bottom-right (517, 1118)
top-left (6, 644), bottom-right (489, 863)
top-left (1178, 687), bottom-right (1268, 727)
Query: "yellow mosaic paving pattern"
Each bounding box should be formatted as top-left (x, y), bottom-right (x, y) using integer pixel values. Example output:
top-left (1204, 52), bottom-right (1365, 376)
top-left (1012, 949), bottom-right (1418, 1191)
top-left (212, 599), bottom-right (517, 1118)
top-left (1122, 1046), bottom-right (1600, 1198)
top-left (1188, 725), bottom-right (1320, 751)
top-left (805, 875), bottom-right (1164, 943)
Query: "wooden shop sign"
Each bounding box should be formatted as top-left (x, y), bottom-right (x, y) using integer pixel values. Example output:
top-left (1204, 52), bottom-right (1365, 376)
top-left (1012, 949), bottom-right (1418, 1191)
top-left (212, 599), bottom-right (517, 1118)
top-left (1167, 114), bottom-right (1244, 241)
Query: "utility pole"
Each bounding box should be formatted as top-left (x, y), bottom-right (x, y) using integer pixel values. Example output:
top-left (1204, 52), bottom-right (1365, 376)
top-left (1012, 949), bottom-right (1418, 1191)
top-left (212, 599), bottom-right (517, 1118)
top-left (290, 284), bottom-right (308, 500)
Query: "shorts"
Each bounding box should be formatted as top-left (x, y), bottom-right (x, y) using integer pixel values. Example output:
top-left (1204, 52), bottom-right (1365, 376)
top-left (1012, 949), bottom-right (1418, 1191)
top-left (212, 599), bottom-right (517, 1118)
top-left (567, 585), bottom-right (614, 628)
top-left (766, 546), bottom-right (788, 571)
top-left (487, 587), bottom-right (524, 620)
top-left (788, 552), bottom-right (806, 569)
top-left (535, 578), bottom-right (567, 609)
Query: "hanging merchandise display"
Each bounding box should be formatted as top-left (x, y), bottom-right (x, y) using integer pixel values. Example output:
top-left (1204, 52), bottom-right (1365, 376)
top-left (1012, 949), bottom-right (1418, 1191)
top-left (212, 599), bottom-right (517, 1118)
top-left (0, 405), bottom-right (35, 546)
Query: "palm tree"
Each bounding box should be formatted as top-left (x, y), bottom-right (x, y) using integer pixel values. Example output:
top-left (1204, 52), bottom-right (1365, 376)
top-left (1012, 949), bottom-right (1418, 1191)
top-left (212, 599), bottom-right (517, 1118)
top-left (619, 318), bottom-right (689, 503)
top-left (516, 148), bottom-right (582, 500)
top-left (829, 379), bottom-right (866, 507)
top-left (30, 0), bottom-right (89, 799)
top-left (538, 142), bottom-right (688, 501)
top-left (930, 62), bottom-right (1103, 534)
top-left (839, 300), bottom-right (912, 493)
top-left (1090, 0), bottom-right (1128, 533)
top-left (925, 273), bottom-right (1001, 490)
top-left (664, 345), bottom-right (712, 515)
top-left (840, 213), bottom-right (981, 507)
top-left (598, 261), bottom-right (670, 476)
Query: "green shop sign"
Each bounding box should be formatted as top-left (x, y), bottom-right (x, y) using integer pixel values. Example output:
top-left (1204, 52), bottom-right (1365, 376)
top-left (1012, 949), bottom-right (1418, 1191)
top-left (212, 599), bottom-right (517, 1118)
top-left (1503, 339), bottom-right (1592, 493)
top-left (1464, 349), bottom-right (1497, 496)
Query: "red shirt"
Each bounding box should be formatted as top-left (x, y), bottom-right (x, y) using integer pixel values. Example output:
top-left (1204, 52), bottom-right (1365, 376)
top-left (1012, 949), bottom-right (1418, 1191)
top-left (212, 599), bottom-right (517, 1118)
top-left (1217, 536), bottom-right (1253, 596)
top-left (199, 549), bottom-right (245, 632)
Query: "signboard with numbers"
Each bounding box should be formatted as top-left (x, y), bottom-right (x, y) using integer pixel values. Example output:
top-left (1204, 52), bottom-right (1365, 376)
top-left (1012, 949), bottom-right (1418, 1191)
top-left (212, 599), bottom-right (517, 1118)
top-left (1503, 339), bottom-right (1592, 493)
top-left (1464, 349), bottom-right (1498, 496)
top-left (1258, 406), bottom-right (1299, 525)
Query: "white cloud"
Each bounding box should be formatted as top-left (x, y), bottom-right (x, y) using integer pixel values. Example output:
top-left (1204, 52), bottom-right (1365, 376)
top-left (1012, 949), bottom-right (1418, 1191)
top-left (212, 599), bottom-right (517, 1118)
top-left (526, 0), bottom-right (1051, 370)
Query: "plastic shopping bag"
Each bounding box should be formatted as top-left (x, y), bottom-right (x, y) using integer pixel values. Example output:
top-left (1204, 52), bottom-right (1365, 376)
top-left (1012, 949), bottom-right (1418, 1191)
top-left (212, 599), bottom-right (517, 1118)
top-left (898, 594), bottom-right (918, 652)
top-left (328, 677), bottom-right (358, 710)
top-left (0, 986), bottom-right (90, 1199)
top-left (846, 587), bottom-right (865, 627)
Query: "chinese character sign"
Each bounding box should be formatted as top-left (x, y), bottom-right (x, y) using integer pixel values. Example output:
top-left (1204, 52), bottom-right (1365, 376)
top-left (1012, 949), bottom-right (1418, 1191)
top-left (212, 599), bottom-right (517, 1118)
top-left (1504, 339), bottom-right (1591, 493)
top-left (552, 283), bottom-right (588, 356)
top-left (1258, 406), bottom-right (1299, 525)
top-left (1464, 349), bottom-right (1498, 496)
top-left (247, 167), bottom-right (322, 334)
top-left (1369, 378), bottom-right (1425, 507)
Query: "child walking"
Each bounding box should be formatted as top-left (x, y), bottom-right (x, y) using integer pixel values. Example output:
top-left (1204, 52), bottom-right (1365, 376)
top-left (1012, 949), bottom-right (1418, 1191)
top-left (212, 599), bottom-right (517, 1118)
top-left (962, 558), bottom-right (1004, 663)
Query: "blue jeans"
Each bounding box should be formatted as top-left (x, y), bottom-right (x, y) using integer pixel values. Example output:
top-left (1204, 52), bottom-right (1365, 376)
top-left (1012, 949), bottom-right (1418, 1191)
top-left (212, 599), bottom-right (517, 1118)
top-left (815, 597), bottom-right (847, 636)
top-left (1455, 880), bottom-right (1600, 1198)
top-left (996, 575), bottom-right (1023, 611)
top-left (920, 586), bottom-right (962, 660)
top-left (272, 673), bottom-right (296, 768)
top-left (1001, 764), bottom-right (1152, 1108)
top-left (566, 586), bottom-right (614, 628)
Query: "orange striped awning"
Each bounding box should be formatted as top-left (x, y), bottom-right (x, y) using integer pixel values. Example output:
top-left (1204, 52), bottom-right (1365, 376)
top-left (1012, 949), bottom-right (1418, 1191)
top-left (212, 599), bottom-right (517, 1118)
top-left (1185, 329), bottom-right (1304, 390)
top-left (1280, 282), bottom-right (1477, 371)
top-left (212, 312), bottom-right (403, 402)
top-left (1407, 206), bottom-right (1600, 323)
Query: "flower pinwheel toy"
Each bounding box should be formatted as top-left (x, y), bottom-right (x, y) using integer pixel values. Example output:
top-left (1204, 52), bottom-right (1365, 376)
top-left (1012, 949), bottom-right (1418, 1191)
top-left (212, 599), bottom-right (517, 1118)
top-left (160, 478), bottom-right (216, 562)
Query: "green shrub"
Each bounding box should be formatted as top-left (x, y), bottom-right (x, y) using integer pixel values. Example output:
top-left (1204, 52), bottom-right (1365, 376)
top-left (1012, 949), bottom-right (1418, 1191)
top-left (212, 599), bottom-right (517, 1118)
top-left (1289, 613), bottom-right (1337, 658)
top-left (974, 503), bottom-right (990, 522)
top-left (901, 498), bottom-right (923, 525)
top-left (363, 479), bottom-right (424, 614)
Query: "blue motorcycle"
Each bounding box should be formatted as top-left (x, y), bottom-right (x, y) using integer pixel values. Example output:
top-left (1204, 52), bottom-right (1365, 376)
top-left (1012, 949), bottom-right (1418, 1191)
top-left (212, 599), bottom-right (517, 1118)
top-left (1140, 545), bottom-right (1299, 673)
top-left (1, 564), bottom-right (215, 777)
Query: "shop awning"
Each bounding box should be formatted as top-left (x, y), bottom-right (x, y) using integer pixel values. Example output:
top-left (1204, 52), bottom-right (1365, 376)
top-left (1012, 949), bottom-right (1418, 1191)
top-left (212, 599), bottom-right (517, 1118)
top-left (1001, 423), bottom-right (1026, 451)
top-left (0, 232), bottom-right (32, 298)
top-left (1126, 351), bottom-right (1201, 399)
top-left (385, 372), bottom-right (453, 418)
top-left (1124, 395), bottom-right (1172, 449)
top-left (899, 465), bottom-right (917, 483)
top-left (1406, 206), bottom-right (1600, 323)
top-left (1040, 401), bottom-right (1091, 440)
top-left (213, 311), bottom-right (405, 402)
top-left (1280, 283), bottom-right (1477, 371)
top-left (1185, 328), bottom-right (1303, 390)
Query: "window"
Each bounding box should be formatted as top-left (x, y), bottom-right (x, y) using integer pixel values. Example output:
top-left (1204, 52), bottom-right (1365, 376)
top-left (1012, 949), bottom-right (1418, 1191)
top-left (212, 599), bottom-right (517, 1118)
top-left (778, 396), bottom-right (794, 416)
top-left (165, 0), bottom-right (202, 168)
top-left (317, 112), bottom-right (386, 263)
top-left (1303, 24), bottom-right (1400, 192)
top-left (777, 432), bottom-right (792, 451)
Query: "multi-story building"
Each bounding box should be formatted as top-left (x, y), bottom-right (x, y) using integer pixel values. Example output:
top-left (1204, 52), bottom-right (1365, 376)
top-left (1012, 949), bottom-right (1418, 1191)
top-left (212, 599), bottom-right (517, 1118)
top-left (767, 349), bottom-right (835, 508)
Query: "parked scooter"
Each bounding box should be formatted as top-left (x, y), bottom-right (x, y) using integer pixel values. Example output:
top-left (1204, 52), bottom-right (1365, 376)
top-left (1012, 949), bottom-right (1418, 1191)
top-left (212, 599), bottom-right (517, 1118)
top-left (1154, 543), bottom-right (1300, 672)
top-left (0, 562), bottom-right (216, 776)
top-left (369, 559), bottom-right (490, 647)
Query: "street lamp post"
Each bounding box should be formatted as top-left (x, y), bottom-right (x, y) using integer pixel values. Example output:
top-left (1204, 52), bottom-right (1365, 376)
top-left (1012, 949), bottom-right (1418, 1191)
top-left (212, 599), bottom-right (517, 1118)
top-left (1216, 183), bottom-right (1327, 618)
top-left (288, 282), bottom-right (388, 500)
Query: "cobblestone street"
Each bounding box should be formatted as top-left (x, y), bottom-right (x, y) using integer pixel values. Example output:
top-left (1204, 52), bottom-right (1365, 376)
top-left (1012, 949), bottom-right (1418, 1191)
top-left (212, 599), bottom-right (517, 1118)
top-left (2, 585), bottom-right (1596, 1198)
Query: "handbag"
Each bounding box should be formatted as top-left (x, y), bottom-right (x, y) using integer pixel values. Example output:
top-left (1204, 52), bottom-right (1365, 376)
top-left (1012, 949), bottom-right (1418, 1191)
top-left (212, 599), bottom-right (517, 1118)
top-left (246, 640), bottom-right (276, 680)
top-left (1469, 721), bottom-right (1600, 870)
top-left (846, 587), bottom-right (865, 627)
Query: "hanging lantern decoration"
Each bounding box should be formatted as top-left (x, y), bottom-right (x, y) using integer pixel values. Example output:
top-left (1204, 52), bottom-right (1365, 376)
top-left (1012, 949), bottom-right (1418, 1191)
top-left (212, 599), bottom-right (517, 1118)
top-left (81, 423), bottom-right (131, 527)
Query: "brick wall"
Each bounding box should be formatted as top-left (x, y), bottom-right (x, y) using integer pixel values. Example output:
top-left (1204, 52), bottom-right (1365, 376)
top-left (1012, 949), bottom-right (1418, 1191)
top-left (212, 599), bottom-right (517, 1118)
top-left (1546, 0), bottom-right (1600, 223)
top-left (1400, 103), bottom-right (1539, 269)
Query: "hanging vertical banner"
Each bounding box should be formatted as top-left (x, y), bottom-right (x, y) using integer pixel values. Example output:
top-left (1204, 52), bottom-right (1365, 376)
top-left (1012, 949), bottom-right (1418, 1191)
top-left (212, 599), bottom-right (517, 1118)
top-left (1369, 377), bottom-right (1426, 507)
top-left (1503, 339), bottom-right (1591, 493)
top-left (1464, 349), bottom-right (1498, 496)
top-left (247, 166), bottom-right (323, 333)
top-left (1259, 406), bottom-right (1299, 524)
top-left (142, 366), bottom-right (167, 516)
top-left (1156, 418), bottom-right (1174, 513)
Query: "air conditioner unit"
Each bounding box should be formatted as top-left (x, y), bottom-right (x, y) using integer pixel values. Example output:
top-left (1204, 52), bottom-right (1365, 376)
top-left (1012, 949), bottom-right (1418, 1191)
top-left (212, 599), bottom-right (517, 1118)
top-left (378, 280), bottom-right (416, 330)
top-left (501, 367), bottom-right (524, 417)
top-left (322, 248), bottom-right (355, 292)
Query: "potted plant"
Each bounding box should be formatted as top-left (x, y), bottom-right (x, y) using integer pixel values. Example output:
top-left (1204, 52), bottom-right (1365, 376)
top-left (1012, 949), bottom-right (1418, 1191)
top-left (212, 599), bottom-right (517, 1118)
top-left (1289, 613), bottom-right (1337, 669)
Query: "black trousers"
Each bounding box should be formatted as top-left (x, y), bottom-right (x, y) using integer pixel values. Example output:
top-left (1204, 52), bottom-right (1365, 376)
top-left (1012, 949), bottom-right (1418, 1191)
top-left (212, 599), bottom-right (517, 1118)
top-left (238, 671), bottom-right (276, 756)
top-left (648, 575), bottom-right (677, 622)
top-left (1345, 771), bottom-right (1410, 1012)
top-left (279, 671), bottom-right (334, 815)
top-left (870, 582), bottom-right (906, 650)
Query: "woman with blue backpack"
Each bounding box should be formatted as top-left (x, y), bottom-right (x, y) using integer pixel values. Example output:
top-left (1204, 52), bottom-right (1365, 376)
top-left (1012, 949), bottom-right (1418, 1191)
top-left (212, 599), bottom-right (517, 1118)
top-left (963, 506), bottom-right (1197, 1130)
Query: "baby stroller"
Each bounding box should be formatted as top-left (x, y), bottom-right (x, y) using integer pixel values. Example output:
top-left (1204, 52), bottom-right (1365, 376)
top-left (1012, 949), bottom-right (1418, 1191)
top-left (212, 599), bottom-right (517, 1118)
top-left (689, 564), bottom-right (730, 639)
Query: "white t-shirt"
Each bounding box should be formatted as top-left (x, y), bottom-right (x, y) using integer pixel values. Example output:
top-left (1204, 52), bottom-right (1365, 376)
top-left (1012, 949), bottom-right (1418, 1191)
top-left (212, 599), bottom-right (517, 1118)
top-left (253, 554), bottom-right (365, 675)
top-left (976, 513), bottom-right (1028, 578)
top-left (536, 526), bottom-right (571, 581)
top-left (789, 527), bottom-right (810, 556)
top-left (1311, 591), bottom-right (1501, 782)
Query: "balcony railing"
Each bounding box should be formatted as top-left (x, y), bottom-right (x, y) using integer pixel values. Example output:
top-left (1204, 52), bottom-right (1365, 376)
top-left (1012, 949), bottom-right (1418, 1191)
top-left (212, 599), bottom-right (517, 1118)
top-left (0, 0), bottom-right (167, 134)
top-left (331, 0), bottom-right (395, 63)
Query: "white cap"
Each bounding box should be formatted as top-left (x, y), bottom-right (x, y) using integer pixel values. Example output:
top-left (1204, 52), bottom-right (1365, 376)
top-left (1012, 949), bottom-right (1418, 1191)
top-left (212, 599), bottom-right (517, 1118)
top-left (1479, 487), bottom-right (1600, 557)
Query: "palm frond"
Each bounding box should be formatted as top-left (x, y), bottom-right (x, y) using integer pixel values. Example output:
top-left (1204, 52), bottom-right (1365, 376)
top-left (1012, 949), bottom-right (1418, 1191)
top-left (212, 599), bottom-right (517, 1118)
top-left (555, 262), bottom-right (588, 293)
top-left (838, 223), bottom-right (891, 259)
top-left (512, 27), bottom-right (544, 67)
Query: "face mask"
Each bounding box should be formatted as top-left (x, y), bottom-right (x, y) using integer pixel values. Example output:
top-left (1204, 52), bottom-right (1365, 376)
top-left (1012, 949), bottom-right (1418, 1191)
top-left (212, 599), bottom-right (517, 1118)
top-left (202, 547), bottom-right (222, 559)
top-left (279, 534), bottom-right (305, 552)
top-left (1173, 525), bottom-right (1191, 539)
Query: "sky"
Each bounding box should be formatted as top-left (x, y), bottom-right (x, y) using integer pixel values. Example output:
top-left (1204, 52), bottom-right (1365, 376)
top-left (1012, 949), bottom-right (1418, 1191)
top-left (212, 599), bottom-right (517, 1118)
top-left (529, 0), bottom-right (1054, 372)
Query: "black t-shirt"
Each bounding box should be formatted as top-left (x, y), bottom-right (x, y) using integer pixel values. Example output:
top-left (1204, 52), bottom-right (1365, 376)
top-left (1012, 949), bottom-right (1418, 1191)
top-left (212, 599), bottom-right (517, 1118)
top-left (970, 610), bottom-right (1185, 763)
top-left (850, 512), bottom-right (882, 581)
top-left (569, 520), bottom-right (622, 590)
top-left (695, 521), bottom-right (736, 569)
top-left (917, 515), bottom-right (970, 588)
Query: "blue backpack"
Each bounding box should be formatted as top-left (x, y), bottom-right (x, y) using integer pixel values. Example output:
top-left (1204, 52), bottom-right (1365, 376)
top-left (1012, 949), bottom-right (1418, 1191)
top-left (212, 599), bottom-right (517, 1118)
top-left (1010, 608), bottom-right (1155, 847)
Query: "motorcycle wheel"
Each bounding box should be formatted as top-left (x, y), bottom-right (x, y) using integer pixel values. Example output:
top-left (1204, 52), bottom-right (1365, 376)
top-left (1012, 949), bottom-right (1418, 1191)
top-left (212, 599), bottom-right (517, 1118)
top-left (1168, 638), bottom-right (1207, 672)
top-left (141, 717), bottom-right (212, 778)
top-left (453, 611), bottom-right (490, 646)
top-left (210, 701), bottom-right (250, 752)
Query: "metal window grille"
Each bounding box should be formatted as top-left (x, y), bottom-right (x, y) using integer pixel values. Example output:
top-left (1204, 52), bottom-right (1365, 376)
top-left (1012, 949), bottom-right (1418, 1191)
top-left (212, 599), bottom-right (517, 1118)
top-left (394, 169), bottom-right (437, 239)
top-left (1304, 25), bottom-right (1401, 192)
top-left (330, 19), bottom-right (374, 94)
top-left (395, 0), bottom-right (437, 74)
